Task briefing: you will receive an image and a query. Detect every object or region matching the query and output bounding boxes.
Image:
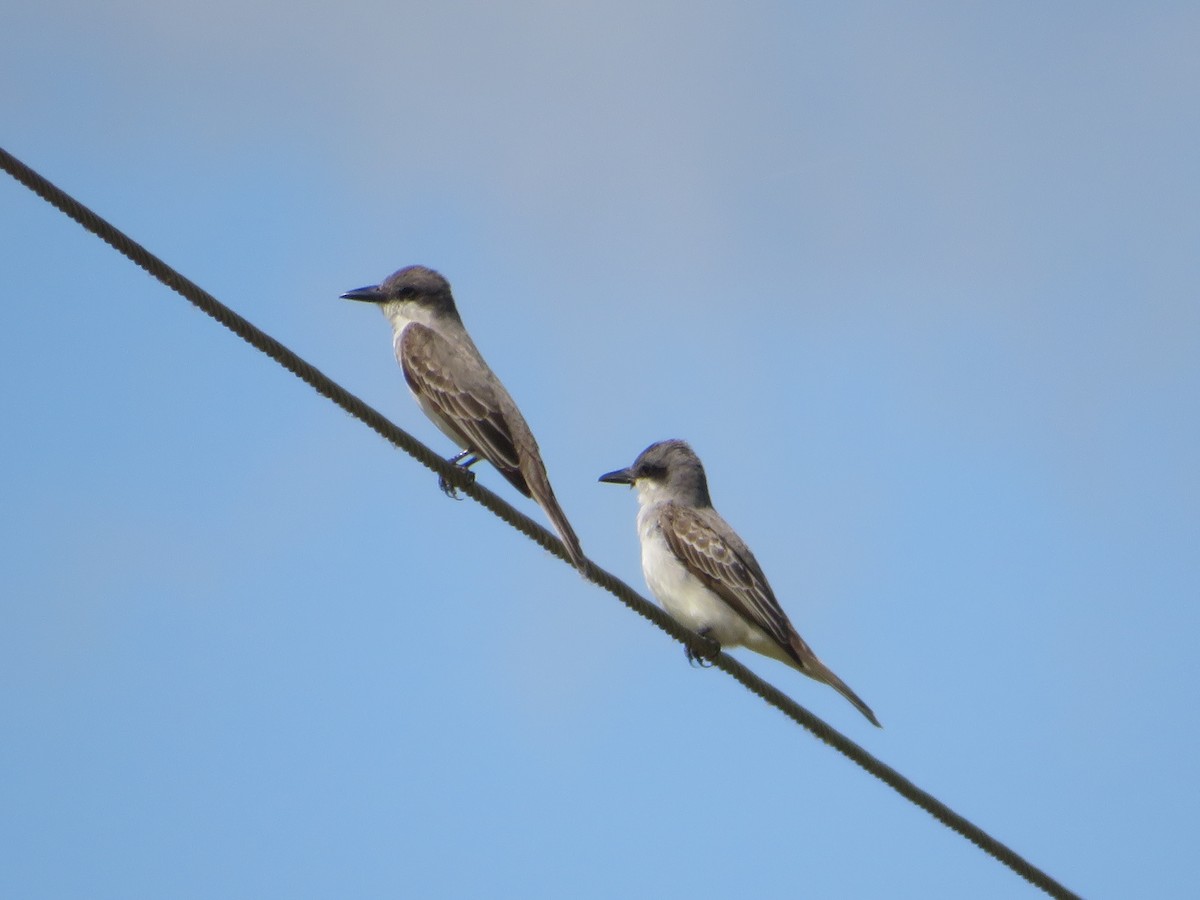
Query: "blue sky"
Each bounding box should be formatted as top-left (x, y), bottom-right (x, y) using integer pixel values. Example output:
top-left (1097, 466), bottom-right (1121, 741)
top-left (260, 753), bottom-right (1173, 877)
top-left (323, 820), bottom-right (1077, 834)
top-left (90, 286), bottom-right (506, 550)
top-left (3, 3), bottom-right (1198, 897)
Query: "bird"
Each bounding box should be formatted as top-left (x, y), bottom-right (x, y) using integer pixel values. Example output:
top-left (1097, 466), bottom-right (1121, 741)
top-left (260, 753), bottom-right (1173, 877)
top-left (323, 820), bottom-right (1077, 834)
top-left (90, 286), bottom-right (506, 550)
top-left (342, 265), bottom-right (585, 570)
top-left (599, 439), bottom-right (879, 726)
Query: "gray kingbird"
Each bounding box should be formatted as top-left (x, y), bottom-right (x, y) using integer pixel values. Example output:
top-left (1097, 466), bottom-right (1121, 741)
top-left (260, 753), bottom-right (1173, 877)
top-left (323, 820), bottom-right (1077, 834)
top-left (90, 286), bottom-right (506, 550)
top-left (600, 439), bottom-right (879, 726)
top-left (343, 265), bottom-right (585, 570)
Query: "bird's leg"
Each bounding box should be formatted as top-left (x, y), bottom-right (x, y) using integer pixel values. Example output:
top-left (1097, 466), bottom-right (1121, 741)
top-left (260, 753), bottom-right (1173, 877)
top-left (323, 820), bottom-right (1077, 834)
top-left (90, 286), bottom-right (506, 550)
top-left (439, 450), bottom-right (481, 498)
top-left (686, 627), bottom-right (718, 668)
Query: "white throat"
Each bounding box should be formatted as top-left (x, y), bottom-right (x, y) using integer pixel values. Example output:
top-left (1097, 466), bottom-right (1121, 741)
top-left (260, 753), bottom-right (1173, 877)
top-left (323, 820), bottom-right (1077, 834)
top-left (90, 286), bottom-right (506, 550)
top-left (384, 301), bottom-right (441, 335)
top-left (634, 478), bottom-right (676, 510)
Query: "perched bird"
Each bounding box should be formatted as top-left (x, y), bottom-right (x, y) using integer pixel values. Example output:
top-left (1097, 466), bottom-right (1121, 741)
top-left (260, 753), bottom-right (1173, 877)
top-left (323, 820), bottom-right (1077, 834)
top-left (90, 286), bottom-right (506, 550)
top-left (343, 265), bottom-right (585, 570)
top-left (600, 439), bottom-right (879, 726)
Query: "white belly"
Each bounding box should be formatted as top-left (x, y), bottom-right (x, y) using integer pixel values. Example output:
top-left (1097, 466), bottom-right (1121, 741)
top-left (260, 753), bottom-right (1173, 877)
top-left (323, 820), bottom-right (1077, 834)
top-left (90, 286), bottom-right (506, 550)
top-left (634, 502), bottom-right (798, 668)
top-left (638, 510), bottom-right (759, 649)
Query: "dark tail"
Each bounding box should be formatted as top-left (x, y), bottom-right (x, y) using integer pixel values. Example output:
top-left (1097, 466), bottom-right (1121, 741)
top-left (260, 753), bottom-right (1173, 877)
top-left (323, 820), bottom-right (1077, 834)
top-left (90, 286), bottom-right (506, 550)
top-left (790, 635), bottom-right (881, 727)
top-left (542, 491), bottom-right (586, 572)
top-left (815, 661), bottom-right (881, 727)
top-left (522, 456), bottom-right (586, 571)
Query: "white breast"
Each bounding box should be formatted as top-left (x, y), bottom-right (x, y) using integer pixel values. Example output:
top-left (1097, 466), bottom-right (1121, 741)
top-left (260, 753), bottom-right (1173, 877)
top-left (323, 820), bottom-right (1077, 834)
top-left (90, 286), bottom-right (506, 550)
top-left (636, 503), bottom-right (761, 649)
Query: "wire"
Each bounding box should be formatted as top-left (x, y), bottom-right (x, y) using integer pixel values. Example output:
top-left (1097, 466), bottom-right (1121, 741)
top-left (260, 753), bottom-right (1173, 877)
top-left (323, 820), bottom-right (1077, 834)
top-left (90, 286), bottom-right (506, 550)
top-left (1, 145), bottom-right (1080, 900)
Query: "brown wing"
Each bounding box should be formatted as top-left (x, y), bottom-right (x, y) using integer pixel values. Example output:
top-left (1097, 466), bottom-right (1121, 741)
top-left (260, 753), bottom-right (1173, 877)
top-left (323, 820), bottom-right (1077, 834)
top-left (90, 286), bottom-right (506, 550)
top-left (399, 323), bottom-right (530, 497)
top-left (659, 504), bottom-right (799, 657)
top-left (661, 505), bottom-right (880, 725)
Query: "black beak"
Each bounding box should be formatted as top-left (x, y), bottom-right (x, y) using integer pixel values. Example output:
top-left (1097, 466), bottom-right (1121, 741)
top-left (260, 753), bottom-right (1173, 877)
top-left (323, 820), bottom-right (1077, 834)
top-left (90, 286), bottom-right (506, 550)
top-left (340, 284), bottom-right (386, 303)
top-left (598, 467), bottom-right (635, 485)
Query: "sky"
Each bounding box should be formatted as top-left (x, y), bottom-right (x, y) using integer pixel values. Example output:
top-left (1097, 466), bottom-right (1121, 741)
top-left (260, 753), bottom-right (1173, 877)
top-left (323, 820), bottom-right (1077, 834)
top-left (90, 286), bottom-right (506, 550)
top-left (3, 3), bottom-right (1198, 897)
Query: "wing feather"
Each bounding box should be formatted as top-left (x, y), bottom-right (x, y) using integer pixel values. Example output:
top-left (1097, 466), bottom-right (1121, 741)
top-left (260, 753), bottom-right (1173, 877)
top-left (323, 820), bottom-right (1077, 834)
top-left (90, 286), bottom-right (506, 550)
top-left (659, 504), bottom-right (797, 655)
top-left (399, 323), bottom-right (530, 496)
top-left (660, 505), bottom-right (879, 725)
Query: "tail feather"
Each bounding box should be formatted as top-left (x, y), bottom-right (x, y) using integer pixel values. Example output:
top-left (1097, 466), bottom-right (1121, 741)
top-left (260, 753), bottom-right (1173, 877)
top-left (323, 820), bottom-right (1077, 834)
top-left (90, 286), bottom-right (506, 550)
top-left (542, 491), bottom-right (586, 571)
top-left (522, 457), bottom-right (586, 571)
top-left (790, 636), bottom-right (881, 727)
top-left (817, 663), bottom-right (881, 728)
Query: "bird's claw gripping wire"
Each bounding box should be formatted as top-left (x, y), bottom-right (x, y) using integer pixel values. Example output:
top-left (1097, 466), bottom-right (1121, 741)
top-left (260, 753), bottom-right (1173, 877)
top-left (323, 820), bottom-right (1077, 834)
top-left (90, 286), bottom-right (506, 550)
top-left (439, 450), bottom-right (480, 499)
top-left (686, 629), bottom-right (718, 668)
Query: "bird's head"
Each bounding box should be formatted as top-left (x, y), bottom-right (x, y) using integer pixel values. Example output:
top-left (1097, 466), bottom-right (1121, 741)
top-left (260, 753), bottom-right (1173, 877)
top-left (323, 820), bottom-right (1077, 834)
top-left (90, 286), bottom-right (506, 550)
top-left (341, 265), bottom-right (458, 325)
top-left (599, 439), bottom-right (712, 508)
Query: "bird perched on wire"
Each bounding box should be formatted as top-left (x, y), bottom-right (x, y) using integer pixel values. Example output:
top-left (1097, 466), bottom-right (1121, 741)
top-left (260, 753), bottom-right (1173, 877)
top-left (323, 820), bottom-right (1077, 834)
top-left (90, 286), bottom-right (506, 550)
top-left (600, 439), bottom-right (879, 726)
top-left (343, 265), bottom-right (585, 570)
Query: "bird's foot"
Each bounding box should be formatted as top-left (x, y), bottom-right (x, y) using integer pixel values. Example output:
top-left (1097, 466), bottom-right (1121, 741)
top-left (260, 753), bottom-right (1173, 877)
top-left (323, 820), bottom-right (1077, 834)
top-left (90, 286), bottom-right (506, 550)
top-left (439, 451), bottom-right (480, 499)
top-left (438, 473), bottom-right (471, 499)
top-left (686, 629), bottom-right (718, 668)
